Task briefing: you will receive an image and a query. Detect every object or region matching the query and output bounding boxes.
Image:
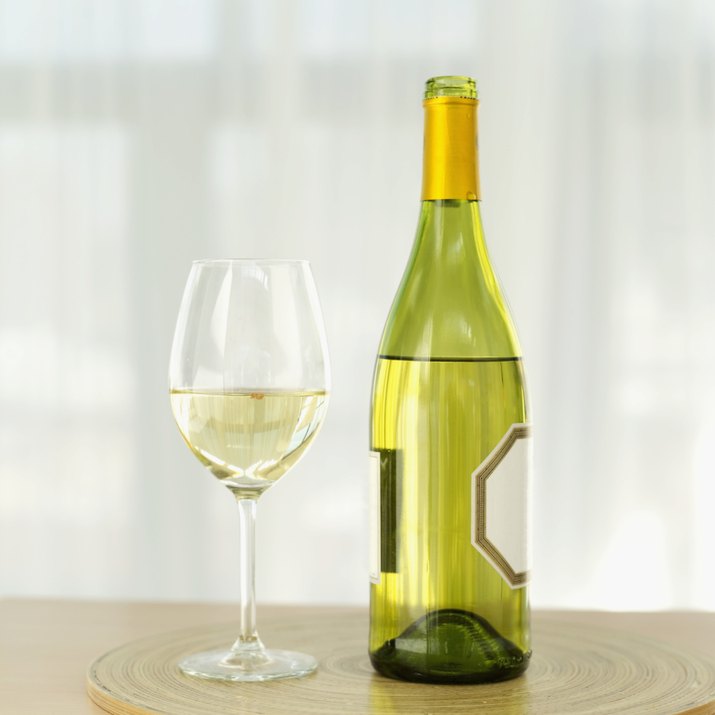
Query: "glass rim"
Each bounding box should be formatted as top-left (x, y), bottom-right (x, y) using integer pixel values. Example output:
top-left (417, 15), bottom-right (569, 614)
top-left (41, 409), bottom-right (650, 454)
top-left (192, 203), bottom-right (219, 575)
top-left (191, 258), bottom-right (311, 266)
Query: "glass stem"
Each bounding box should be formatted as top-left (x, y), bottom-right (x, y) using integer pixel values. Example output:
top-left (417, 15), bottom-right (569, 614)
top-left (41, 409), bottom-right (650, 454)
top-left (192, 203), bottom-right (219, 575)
top-left (231, 496), bottom-right (263, 654)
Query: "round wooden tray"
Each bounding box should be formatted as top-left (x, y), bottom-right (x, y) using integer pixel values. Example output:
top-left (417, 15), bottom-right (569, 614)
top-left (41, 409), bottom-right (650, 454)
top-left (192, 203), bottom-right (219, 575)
top-left (87, 610), bottom-right (715, 715)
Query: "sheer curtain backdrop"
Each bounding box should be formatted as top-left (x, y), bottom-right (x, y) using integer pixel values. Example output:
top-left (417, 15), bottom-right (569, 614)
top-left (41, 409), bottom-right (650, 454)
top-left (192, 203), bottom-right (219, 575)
top-left (0, 0), bottom-right (714, 610)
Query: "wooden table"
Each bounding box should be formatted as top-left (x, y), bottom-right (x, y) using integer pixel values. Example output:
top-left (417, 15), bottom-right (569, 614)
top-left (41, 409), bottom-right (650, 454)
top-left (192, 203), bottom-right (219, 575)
top-left (1, 599), bottom-right (714, 714)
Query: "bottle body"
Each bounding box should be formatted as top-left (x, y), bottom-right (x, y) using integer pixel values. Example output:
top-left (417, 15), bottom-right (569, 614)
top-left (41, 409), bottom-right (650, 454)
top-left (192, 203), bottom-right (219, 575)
top-left (368, 80), bottom-right (531, 683)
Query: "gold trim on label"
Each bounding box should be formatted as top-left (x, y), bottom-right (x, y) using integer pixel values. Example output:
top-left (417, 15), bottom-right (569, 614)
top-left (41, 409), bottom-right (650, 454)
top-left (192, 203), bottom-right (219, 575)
top-left (472, 424), bottom-right (531, 588)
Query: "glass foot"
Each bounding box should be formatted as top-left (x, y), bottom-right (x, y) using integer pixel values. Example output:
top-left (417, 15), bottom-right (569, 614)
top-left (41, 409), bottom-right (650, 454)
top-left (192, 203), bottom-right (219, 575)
top-left (179, 648), bottom-right (318, 682)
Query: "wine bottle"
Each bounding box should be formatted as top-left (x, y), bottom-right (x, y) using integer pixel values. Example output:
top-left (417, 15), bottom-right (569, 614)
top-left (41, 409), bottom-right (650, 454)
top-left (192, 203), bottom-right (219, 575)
top-left (369, 76), bottom-right (532, 684)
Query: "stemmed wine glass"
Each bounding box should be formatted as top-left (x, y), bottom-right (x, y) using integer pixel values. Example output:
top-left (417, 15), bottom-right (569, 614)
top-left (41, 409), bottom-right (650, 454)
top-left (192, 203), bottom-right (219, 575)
top-left (169, 259), bottom-right (330, 681)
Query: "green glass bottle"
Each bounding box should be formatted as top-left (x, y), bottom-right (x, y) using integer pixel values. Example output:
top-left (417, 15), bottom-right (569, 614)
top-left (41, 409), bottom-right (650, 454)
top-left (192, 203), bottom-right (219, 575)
top-left (369, 76), bottom-right (532, 684)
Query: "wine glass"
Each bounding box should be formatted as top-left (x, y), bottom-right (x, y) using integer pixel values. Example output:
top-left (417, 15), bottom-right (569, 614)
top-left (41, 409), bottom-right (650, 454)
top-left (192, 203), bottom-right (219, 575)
top-left (169, 259), bottom-right (330, 681)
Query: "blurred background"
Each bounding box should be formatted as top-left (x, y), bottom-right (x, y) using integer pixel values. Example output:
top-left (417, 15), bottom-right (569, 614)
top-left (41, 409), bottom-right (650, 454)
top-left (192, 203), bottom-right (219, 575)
top-left (0, 0), bottom-right (713, 611)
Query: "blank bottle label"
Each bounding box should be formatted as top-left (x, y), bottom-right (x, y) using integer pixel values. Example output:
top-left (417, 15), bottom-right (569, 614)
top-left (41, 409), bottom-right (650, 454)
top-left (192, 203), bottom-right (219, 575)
top-left (471, 424), bottom-right (532, 589)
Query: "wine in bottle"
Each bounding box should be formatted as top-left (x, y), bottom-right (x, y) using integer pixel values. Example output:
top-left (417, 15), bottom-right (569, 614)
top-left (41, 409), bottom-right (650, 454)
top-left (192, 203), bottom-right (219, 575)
top-left (369, 76), bottom-right (532, 684)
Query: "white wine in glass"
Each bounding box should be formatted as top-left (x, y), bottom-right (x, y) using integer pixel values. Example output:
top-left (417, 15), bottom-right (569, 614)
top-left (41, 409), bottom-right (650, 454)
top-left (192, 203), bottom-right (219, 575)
top-left (169, 259), bottom-right (330, 682)
top-left (170, 389), bottom-right (328, 496)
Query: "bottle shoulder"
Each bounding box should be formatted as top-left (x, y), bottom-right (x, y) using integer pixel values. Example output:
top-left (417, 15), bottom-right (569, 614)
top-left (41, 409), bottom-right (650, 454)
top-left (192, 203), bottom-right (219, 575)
top-left (379, 201), bottom-right (522, 360)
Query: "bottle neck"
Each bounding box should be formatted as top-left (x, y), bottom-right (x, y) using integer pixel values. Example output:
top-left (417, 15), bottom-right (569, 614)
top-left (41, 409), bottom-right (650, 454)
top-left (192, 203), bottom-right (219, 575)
top-left (378, 200), bottom-right (521, 359)
top-left (421, 97), bottom-right (480, 202)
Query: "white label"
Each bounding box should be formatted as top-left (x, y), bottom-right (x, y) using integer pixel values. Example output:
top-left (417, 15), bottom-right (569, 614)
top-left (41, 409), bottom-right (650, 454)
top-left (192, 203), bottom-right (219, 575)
top-left (368, 451), bottom-right (381, 584)
top-left (471, 424), bottom-right (532, 589)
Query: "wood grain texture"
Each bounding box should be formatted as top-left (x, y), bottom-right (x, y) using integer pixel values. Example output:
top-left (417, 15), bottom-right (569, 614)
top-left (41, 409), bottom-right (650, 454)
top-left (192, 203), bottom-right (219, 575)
top-left (86, 609), bottom-right (715, 715)
top-left (2, 600), bottom-right (715, 715)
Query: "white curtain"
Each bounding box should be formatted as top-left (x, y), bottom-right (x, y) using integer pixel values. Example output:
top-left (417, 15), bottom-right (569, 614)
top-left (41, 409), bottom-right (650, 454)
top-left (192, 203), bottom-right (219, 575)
top-left (1, 0), bottom-right (713, 609)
